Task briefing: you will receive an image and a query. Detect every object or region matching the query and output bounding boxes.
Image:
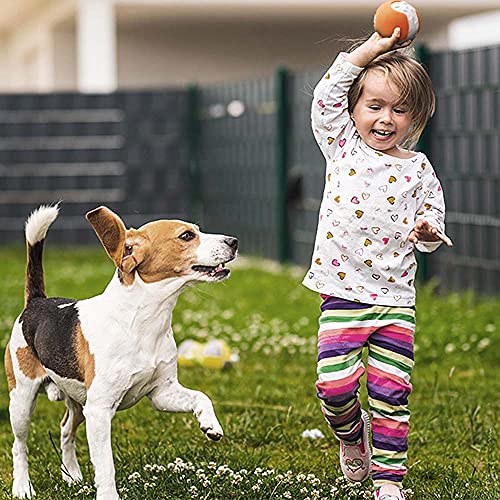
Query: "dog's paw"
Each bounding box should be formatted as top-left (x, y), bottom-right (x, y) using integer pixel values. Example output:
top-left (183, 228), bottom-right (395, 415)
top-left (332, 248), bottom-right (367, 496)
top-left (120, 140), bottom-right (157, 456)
top-left (12, 479), bottom-right (36, 499)
top-left (194, 397), bottom-right (224, 440)
top-left (201, 422), bottom-right (224, 441)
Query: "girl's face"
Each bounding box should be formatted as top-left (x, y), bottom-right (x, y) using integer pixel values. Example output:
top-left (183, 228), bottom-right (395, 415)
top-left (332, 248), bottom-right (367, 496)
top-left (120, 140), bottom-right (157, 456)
top-left (351, 69), bottom-right (413, 157)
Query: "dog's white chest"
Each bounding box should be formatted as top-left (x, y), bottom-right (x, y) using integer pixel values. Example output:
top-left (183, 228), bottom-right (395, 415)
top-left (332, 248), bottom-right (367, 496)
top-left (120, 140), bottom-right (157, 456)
top-left (113, 338), bottom-right (178, 411)
top-left (117, 365), bottom-right (158, 410)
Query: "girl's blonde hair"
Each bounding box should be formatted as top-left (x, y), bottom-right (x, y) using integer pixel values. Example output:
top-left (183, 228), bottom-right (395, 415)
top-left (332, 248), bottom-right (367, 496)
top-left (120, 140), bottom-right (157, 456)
top-left (347, 51), bottom-right (436, 149)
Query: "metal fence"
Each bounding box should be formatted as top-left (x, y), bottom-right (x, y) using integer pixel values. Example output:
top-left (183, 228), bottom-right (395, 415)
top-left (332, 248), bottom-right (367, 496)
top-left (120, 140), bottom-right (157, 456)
top-left (0, 45), bottom-right (498, 294)
top-left (0, 91), bottom-right (191, 244)
top-left (195, 76), bottom-right (281, 260)
top-left (426, 46), bottom-right (500, 294)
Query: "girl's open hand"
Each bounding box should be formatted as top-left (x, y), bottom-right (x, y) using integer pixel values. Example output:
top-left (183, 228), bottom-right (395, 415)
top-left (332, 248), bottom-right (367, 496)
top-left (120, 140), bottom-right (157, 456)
top-left (409, 220), bottom-right (453, 247)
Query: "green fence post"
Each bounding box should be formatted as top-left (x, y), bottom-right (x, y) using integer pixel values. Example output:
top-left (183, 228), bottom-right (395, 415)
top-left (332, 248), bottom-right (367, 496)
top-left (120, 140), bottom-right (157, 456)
top-left (414, 43), bottom-right (431, 283)
top-left (276, 67), bottom-right (290, 263)
top-left (187, 84), bottom-right (202, 225)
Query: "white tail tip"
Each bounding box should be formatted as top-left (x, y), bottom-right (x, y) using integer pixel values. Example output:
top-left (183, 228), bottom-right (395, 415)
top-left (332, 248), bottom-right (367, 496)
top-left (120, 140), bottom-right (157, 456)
top-left (25, 204), bottom-right (60, 245)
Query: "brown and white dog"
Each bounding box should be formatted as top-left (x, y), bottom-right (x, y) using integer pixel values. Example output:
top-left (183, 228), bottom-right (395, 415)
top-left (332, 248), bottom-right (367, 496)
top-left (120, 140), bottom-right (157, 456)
top-left (5, 204), bottom-right (238, 499)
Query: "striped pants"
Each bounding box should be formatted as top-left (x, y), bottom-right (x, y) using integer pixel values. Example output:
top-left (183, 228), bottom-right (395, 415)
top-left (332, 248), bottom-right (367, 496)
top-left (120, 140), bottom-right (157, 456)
top-left (316, 296), bottom-right (415, 488)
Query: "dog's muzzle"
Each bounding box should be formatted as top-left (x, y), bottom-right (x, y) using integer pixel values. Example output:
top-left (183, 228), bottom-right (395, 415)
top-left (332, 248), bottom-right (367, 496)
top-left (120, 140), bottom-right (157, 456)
top-left (192, 236), bottom-right (238, 281)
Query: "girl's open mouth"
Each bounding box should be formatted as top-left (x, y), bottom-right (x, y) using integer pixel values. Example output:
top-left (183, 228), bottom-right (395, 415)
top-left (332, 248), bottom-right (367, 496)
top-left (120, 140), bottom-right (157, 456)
top-left (371, 129), bottom-right (395, 140)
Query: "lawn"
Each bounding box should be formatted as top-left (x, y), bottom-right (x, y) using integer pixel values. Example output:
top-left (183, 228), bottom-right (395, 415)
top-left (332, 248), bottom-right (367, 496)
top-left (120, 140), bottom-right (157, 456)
top-left (0, 246), bottom-right (498, 499)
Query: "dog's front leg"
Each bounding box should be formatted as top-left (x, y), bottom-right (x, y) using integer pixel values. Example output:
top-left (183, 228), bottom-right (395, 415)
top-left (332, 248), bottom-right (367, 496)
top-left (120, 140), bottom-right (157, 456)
top-left (149, 381), bottom-right (223, 440)
top-left (84, 405), bottom-right (120, 500)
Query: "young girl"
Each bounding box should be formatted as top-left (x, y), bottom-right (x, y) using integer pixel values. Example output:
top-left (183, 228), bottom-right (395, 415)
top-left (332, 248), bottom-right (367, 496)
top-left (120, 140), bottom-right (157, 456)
top-left (302, 29), bottom-right (453, 500)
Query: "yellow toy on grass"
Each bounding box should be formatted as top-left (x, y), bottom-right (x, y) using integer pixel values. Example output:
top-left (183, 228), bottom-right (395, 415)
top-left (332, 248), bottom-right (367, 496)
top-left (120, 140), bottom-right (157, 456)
top-left (178, 339), bottom-right (239, 370)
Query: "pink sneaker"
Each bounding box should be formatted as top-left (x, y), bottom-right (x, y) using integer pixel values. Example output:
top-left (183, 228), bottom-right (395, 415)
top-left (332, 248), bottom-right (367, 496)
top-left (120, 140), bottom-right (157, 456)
top-left (340, 409), bottom-right (371, 482)
top-left (374, 484), bottom-right (406, 500)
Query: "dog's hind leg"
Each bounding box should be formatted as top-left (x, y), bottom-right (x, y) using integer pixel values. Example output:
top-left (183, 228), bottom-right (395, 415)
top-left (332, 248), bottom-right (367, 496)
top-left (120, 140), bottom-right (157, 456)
top-left (9, 379), bottom-right (41, 499)
top-left (149, 380), bottom-right (224, 441)
top-left (61, 398), bottom-right (84, 484)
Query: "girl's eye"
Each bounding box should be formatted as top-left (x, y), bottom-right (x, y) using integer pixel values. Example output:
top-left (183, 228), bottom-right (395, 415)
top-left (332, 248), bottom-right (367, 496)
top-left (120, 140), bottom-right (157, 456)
top-left (369, 105), bottom-right (381, 111)
top-left (394, 108), bottom-right (407, 114)
top-left (179, 231), bottom-right (196, 241)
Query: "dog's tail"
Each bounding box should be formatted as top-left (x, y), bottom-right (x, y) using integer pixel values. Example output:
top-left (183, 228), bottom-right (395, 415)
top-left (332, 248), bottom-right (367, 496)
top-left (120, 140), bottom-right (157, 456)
top-left (24, 204), bottom-right (59, 306)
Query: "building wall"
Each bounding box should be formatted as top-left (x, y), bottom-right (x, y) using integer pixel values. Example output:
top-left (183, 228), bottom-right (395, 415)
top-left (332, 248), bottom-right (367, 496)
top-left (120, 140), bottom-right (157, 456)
top-left (0, 0), bottom-right (74, 92)
top-left (0, 2), bottom-right (499, 92)
top-left (53, 29), bottom-right (77, 90)
top-left (0, 37), bottom-right (8, 88)
top-left (116, 20), bottom-right (368, 88)
top-left (449, 9), bottom-right (500, 50)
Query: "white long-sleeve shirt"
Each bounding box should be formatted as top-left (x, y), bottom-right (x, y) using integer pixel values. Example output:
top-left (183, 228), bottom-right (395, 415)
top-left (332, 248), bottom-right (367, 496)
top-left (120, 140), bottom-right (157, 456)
top-left (302, 53), bottom-right (446, 307)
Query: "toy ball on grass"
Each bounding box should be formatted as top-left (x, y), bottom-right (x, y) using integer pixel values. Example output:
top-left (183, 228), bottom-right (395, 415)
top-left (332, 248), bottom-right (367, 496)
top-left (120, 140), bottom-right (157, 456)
top-left (178, 339), bottom-right (239, 370)
top-left (374, 1), bottom-right (420, 43)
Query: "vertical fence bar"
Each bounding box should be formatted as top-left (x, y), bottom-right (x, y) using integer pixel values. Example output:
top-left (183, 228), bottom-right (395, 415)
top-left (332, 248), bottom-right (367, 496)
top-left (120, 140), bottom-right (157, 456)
top-left (187, 83), bottom-right (202, 225)
top-left (276, 66), bottom-right (290, 263)
top-left (415, 43), bottom-right (431, 283)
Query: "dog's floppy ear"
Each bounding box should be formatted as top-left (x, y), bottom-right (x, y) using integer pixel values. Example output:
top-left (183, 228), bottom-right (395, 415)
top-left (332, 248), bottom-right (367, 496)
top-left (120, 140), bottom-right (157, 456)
top-left (86, 206), bottom-right (127, 268)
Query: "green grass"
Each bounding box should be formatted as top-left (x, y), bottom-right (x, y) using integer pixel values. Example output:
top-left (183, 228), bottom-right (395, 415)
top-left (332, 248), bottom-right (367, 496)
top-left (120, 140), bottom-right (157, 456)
top-left (0, 246), bottom-right (498, 499)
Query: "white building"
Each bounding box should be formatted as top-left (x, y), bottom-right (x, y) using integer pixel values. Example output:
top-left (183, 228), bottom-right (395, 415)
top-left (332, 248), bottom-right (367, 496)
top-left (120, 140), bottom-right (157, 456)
top-left (0, 0), bottom-right (499, 93)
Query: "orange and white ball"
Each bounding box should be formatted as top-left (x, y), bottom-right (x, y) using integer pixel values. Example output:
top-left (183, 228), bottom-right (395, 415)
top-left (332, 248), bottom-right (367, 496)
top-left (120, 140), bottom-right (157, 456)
top-left (374, 1), bottom-right (420, 43)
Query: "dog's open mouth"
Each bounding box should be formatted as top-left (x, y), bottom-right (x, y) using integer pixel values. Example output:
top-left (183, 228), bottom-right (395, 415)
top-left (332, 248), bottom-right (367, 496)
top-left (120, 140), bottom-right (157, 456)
top-left (192, 263), bottom-right (230, 279)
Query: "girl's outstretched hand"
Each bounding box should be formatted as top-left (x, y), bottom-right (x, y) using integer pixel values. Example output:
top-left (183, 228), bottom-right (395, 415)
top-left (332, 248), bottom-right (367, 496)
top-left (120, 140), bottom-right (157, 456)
top-left (409, 220), bottom-right (454, 247)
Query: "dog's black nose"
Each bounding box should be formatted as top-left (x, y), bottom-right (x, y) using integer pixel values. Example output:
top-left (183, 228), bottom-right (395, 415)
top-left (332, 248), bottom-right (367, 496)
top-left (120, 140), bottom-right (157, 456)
top-left (225, 237), bottom-right (238, 251)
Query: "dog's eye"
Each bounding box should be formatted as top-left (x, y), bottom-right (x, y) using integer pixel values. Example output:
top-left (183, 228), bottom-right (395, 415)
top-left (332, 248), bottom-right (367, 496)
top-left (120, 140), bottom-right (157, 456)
top-left (179, 231), bottom-right (196, 242)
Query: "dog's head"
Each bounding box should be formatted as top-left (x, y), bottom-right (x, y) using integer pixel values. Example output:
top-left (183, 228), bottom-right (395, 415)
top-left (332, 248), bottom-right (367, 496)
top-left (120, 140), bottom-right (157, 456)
top-left (86, 206), bottom-right (238, 286)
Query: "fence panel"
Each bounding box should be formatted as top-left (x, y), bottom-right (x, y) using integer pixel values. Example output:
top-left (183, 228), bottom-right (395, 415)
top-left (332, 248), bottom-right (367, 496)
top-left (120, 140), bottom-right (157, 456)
top-left (427, 45), bottom-right (500, 294)
top-left (117, 91), bottom-right (191, 222)
top-left (288, 69), bottom-right (326, 267)
top-left (0, 90), bottom-right (190, 244)
top-left (197, 77), bottom-right (279, 259)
